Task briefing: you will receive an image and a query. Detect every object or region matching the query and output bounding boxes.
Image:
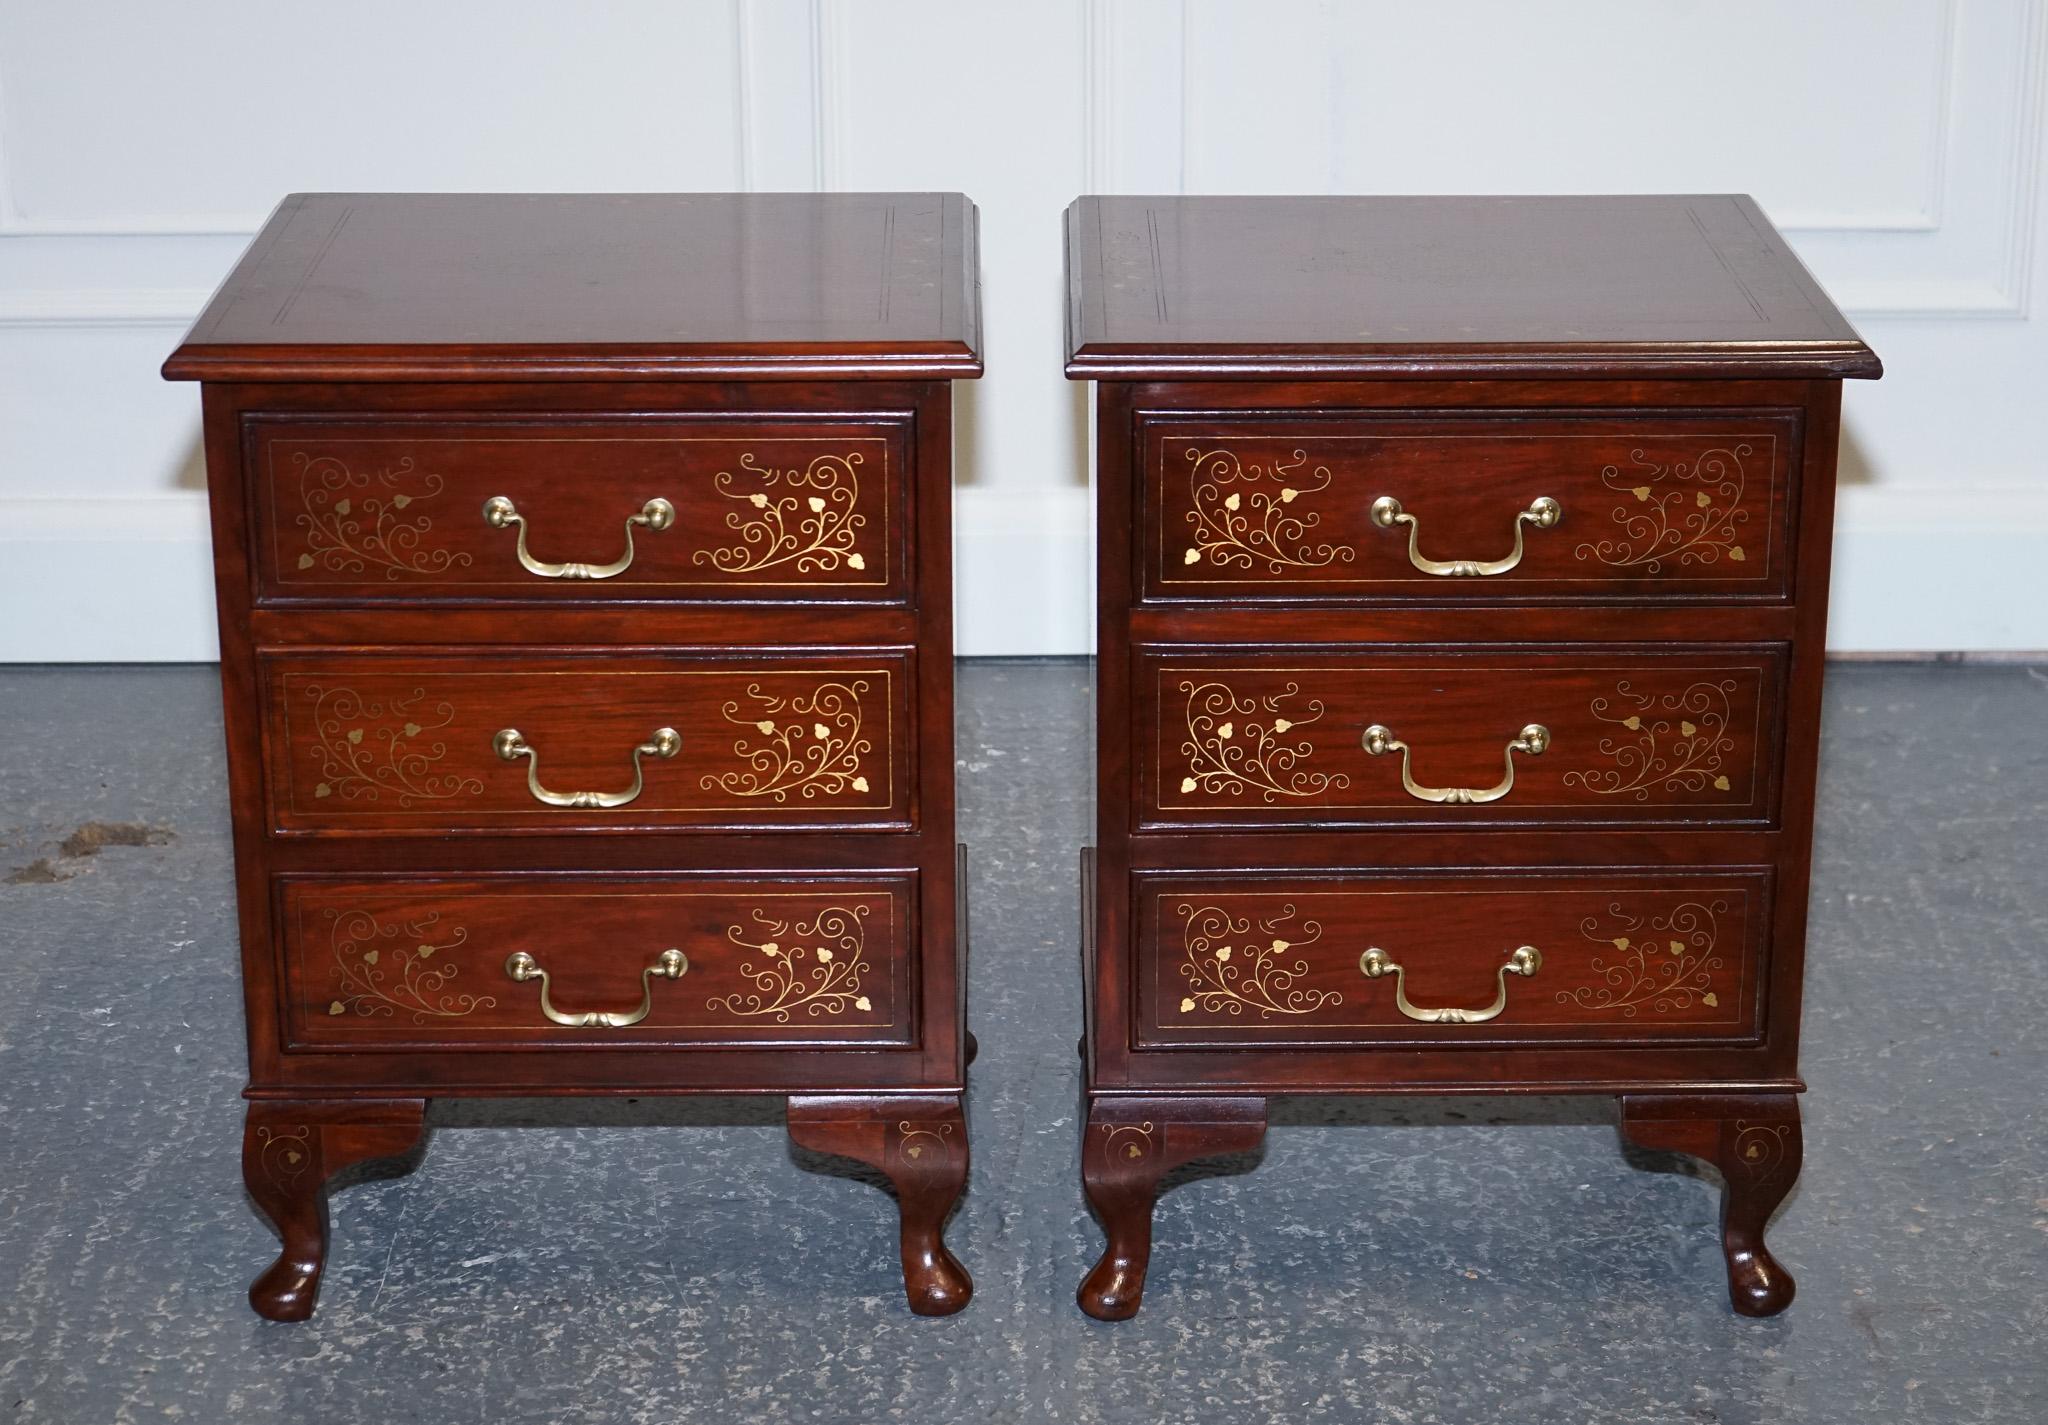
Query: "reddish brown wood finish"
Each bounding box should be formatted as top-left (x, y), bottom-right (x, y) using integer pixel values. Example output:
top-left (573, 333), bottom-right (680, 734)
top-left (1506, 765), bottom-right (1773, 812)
top-left (241, 1099), bottom-right (427, 1322)
top-left (787, 1095), bottom-right (973, 1315)
top-left (1068, 195), bottom-right (1877, 381)
top-left (248, 416), bottom-right (908, 604)
top-left (168, 194), bottom-right (979, 1318)
top-left (1144, 412), bottom-right (1797, 601)
top-left (261, 650), bottom-right (913, 834)
top-left (1621, 1093), bottom-right (1804, 1316)
top-left (1068, 195), bottom-right (1876, 1317)
top-left (1139, 645), bottom-right (1784, 828)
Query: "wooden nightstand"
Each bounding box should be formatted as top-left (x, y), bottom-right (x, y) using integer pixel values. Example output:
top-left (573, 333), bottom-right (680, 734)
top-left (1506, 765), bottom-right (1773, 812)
top-left (164, 192), bottom-right (982, 1319)
top-left (1064, 194), bottom-right (1879, 1318)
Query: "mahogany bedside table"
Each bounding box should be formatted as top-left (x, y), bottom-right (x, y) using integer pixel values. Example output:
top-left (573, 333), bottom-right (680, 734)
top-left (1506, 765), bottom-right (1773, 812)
top-left (163, 192), bottom-right (982, 1318)
top-left (1064, 194), bottom-right (1880, 1318)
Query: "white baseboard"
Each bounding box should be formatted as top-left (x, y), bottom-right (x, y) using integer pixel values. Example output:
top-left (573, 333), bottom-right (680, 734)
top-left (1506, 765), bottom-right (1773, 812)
top-left (3, 485), bottom-right (2044, 662)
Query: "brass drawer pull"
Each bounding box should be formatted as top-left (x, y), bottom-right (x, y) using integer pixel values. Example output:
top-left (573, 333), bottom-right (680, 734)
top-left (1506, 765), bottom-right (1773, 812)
top-left (482, 495), bottom-right (675, 579)
top-left (492, 726), bottom-right (681, 808)
top-left (1370, 494), bottom-right (1560, 576)
top-left (1362, 722), bottom-right (1548, 804)
top-left (1359, 944), bottom-right (1542, 1024)
top-left (504, 948), bottom-right (688, 1028)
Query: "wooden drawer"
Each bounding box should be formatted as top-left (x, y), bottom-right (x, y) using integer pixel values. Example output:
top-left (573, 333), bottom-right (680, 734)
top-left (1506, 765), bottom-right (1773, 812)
top-left (1139, 411), bottom-right (1798, 603)
top-left (261, 649), bottom-right (913, 834)
top-left (277, 873), bottom-right (915, 1050)
top-left (247, 415), bottom-right (909, 604)
top-left (1134, 869), bottom-right (1769, 1049)
top-left (1138, 645), bottom-right (1785, 828)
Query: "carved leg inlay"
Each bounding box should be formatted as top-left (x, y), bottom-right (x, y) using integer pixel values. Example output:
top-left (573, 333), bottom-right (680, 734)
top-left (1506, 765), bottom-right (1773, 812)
top-left (241, 1099), bottom-right (428, 1322)
top-left (787, 1094), bottom-right (972, 1316)
top-left (1078, 1095), bottom-right (1267, 1321)
top-left (1620, 1093), bottom-right (1803, 1316)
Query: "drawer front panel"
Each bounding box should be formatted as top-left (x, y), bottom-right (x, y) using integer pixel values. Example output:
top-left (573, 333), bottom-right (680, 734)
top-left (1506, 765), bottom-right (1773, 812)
top-left (248, 416), bottom-right (908, 603)
top-left (1141, 412), bottom-right (1797, 602)
top-left (279, 874), bottom-right (914, 1049)
top-left (262, 650), bottom-right (912, 834)
top-left (1139, 647), bottom-right (1784, 828)
top-left (1135, 870), bottom-right (1769, 1048)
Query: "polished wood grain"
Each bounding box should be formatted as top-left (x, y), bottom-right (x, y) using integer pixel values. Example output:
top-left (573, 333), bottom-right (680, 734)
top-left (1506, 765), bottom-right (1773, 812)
top-left (261, 650), bottom-right (913, 833)
top-left (1139, 646), bottom-right (1784, 827)
top-left (249, 415), bottom-right (908, 603)
top-left (1142, 411), bottom-right (1797, 601)
top-left (166, 193), bottom-right (981, 382)
top-left (1069, 195), bottom-right (1875, 1317)
top-left (1133, 869), bottom-right (1767, 1046)
top-left (277, 874), bottom-right (914, 1048)
top-left (1067, 195), bottom-right (1881, 381)
top-left (168, 194), bottom-right (979, 1318)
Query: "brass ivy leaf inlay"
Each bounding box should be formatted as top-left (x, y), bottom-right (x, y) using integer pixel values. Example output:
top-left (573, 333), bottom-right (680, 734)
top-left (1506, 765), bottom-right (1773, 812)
top-left (1557, 900), bottom-right (1729, 1016)
top-left (303, 685), bottom-right (484, 808)
top-left (898, 1121), bottom-right (954, 1163)
top-left (1574, 444), bottom-right (1753, 573)
top-left (1179, 448), bottom-right (1356, 573)
top-left (1177, 902), bottom-right (1342, 1018)
top-left (695, 452), bottom-right (869, 576)
top-left (708, 905), bottom-right (876, 1021)
top-left (253, 1125), bottom-right (313, 1190)
top-left (325, 908), bottom-right (495, 1023)
top-left (291, 453), bottom-right (473, 579)
top-left (701, 681), bottom-right (874, 802)
top-left (1178, 679), bottom-right (1350, 802)
top-left (1560, 679), bottom-right (1739, 801)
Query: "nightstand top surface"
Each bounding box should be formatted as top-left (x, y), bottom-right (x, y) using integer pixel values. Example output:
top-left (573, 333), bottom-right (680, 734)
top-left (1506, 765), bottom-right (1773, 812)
top-left (1065, 194), bottom-right (1878, 381)
top-left (166, 192), bottom-right (981, 382)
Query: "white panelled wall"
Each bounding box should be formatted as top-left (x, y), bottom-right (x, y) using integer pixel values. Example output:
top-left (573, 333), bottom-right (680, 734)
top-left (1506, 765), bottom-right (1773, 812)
top-left (1, 0), bottom-right (2043, 659)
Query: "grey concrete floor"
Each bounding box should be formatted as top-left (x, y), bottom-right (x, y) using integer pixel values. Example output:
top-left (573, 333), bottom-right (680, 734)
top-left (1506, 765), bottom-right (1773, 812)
top-left (0, 661), bottom-right (2044, 1424)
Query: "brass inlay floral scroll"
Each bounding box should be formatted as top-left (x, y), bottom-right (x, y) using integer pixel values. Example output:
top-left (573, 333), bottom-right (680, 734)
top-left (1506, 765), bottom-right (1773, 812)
top-left (1732, 1121), bottom-right (1793, 1185)
top-left (304, 685), bottom-right (484, 807)
top-left (898, 1121), bottom-right (955, 1162)
top-left (1560, 679), bottom-right (1739, 800)
top-left (1177, 679), bottom-right (1349, 802)
top-left (290, 453), bottom-right (472, 579)
top-left (1176, 903), bottom-right (1342, 1018)
top-left (1574, 444), bottom-right (1754, 573)
top-left (1179, 448), bottom-right (1356, 573)
top-left (325, 908), bottom-right (496, 1022)
top-left (254, 1125), bottom-right (312, 1189)
top-left (702, 681), bottom-right (873, 801)
top-left (708, 905), bottom-right (876, 1021)
top-left (696, 452), bottom-right (870, 576)
top-left (1098, 1122), bottom-right (1156, 1162)
top-left (1557, 900), bottom-right (1728, 1016)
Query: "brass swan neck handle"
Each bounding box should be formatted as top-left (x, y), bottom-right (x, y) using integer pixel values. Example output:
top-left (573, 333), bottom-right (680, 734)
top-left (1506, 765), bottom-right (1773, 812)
top-left (1359, 944), bottom-right (1542, 1024)
top-left (493, 726), bottom-right (680, 809)
top-left (1362, 723), bottom-right (1549, 805)
top-left (483, 495), bottom-right (675, 579)
top-left (1370, 494), bottom-right (1560, 576)
top-left (504, 948), bottom-right (687, 1028)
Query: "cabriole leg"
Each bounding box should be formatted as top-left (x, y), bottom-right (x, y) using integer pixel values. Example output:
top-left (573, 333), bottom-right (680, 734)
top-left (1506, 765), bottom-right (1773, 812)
top-left (787, 1094), bottom-right (972, 1316)
top-left (1078, 1095), bottom-right (1267, 1321)
top-left (241, 1099), bottom-right (428, 1322)
top-left (1621, 1093), bottom-right (1803, 1316)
